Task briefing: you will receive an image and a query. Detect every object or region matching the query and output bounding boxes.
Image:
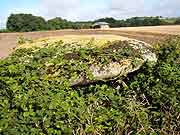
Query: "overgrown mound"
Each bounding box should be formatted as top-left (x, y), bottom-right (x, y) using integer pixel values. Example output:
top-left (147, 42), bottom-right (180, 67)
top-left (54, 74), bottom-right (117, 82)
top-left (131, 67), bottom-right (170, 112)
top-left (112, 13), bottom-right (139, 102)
top-left (16, 36), bottom-right (157, 86)
top-left (0, 37), bottom-right (179, 134)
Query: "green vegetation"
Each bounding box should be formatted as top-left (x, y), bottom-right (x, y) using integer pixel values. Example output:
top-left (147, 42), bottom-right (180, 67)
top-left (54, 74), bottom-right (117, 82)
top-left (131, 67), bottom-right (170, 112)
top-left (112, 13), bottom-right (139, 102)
top-left (95, 17), bottom-right (163, 27)
top-left (0, 36), bottom-right (179, 134)
top-left (0, 29), bottom-right (6, 33)
top-left (47, 17), bottom-right (73, 30)
top-left (96, 17), bottom-right (180, 27)
top-left (17, 36), bottom-right (34, 45)
top-left (4, 14), bottom-right (180, 32)
top-left (175, 18), bottom-right (180, 24)
top-left (5, 14), bottom-right (91, 32)
top-left (0, 29), bottom-right (10, 33)
top-left (7, 14), bottom-right (47, 32)
top-left (162, 18), bottom-right (177, 24)
top-left (47, 18), bottom-right (91, 30)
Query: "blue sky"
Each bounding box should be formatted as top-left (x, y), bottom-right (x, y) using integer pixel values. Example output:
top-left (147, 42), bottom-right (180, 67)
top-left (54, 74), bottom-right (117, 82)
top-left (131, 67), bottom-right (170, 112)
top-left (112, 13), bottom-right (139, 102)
top-left (0, 0), bottom-right (40, 28)
top-left (0, 0), bottom-right (180, 28)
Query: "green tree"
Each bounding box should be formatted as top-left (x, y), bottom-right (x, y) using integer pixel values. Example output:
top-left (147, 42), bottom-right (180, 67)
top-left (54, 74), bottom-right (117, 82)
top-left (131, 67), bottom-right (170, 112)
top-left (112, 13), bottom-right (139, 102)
top-left (7, 14), bottom-right (47, 32)
top-left (47, 17), bottom-right (73, 30)
top-left (125, 17), bottom-right (162, 27)
top-left (94, 17), bottom-right (116, 27)
top-left (175, 18), bottom-right (180, 24)
top-left (95, 17), bottom-right (116, 23)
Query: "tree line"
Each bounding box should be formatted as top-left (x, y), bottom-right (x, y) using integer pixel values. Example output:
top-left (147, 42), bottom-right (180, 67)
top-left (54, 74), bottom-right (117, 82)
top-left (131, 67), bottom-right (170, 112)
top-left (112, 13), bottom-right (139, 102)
top-left (6, 14), bottom-right (93, 32)
top-left (94, 17), bottom-right (180, 27)
top-left (4, 13), bottom-right (180, 32)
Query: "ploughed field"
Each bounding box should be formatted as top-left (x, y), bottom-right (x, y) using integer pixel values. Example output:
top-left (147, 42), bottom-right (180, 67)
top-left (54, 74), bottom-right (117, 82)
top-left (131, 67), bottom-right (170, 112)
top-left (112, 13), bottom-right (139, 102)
top-left (111, 25), bottom-right (180, 35)
top-left (0, 25), bottom-right (179, 58)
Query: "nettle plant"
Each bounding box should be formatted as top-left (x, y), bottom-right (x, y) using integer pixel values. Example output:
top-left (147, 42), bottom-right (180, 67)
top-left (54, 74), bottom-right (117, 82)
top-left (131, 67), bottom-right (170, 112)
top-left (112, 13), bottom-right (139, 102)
top-left (0, 37), bottom-right (179, 135)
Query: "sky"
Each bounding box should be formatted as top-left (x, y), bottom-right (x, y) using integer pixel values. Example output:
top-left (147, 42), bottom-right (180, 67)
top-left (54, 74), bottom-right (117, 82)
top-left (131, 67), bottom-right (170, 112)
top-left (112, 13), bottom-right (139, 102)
top-left (0, 0), bottom-right (180, 28)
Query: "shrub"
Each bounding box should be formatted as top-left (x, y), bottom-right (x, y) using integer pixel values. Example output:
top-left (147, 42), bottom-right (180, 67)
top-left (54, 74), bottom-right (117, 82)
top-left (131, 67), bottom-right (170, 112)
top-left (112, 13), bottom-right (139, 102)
top-left (125, 37), bottom-right (180, 134)
top-left (7, 14), bottom-right (47, 32)
top-left (174, 18), bottom-right (180, 24)
top-left (17, 36), bottom-right (34, 45)
top-left (0, 29), bottom-right (10, 33)
top-left (0, 37), bottom-right (179, 134)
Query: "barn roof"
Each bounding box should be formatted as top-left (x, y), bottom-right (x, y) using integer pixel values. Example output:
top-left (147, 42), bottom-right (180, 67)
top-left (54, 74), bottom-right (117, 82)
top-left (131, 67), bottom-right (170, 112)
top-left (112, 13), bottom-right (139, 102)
top-left (93, 22), bottom-right (109, 26)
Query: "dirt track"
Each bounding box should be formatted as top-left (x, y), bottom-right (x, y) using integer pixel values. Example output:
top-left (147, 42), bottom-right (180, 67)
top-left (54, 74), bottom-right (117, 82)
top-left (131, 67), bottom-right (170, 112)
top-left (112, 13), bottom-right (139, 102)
top-left (0, 25), bottom-right (178, 58)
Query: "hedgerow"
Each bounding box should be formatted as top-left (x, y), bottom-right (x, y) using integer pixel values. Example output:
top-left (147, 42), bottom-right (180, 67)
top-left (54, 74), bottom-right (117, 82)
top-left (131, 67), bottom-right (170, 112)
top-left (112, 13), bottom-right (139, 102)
top-left (0, 37), bottom-right (179, 135)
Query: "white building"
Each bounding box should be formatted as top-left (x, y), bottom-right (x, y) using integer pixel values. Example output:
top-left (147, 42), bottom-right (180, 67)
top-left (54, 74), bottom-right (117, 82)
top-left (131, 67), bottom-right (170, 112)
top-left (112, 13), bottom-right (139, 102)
top-left (93, 22), bottom-right (110, 29)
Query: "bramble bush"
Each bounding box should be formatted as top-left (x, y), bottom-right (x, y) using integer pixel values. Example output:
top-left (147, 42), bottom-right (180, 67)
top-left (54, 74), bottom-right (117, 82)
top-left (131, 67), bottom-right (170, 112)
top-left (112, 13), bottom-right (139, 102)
top-left (0, 37), bottom-right (179, 134)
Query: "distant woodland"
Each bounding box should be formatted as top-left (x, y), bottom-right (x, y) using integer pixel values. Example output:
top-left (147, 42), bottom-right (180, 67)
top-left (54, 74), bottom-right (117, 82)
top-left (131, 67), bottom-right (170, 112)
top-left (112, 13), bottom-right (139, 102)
top-left (1, 13), bottom-right (180, 32)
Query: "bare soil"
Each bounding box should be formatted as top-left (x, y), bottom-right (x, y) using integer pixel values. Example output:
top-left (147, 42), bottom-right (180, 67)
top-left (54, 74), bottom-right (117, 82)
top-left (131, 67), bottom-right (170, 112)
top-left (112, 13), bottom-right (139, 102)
top-left (0, 25), bottom-right (178, 58)
top-left (111, 25), bottom-right (180, 35)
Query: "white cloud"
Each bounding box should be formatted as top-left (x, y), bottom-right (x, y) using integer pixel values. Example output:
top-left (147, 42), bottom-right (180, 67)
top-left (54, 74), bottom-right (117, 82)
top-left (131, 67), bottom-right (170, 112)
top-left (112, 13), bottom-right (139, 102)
top-left (40, 0), bottom-right (85, 20)
top-left (157, 0), bottom-right (180, 16)
top-left (39, 0), bottom-right (180, 21)
top-left (1, 0), bottom-right (180, 27)
top-left (107, 0), bottom-right (146, 18)
top-left (40, 0), bottom-right (117, 20)
top-left (109, 0), bottom-right (145, 12)
top-left (0, 8), bottom-right (41, 28)
top-left (108, 0), bottom-right (180, 18)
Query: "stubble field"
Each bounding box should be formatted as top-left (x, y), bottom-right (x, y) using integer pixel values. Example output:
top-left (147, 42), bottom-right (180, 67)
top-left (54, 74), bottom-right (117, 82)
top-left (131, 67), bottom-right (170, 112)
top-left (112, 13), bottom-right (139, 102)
top-left (0, 25), bottom-right (179, 58)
